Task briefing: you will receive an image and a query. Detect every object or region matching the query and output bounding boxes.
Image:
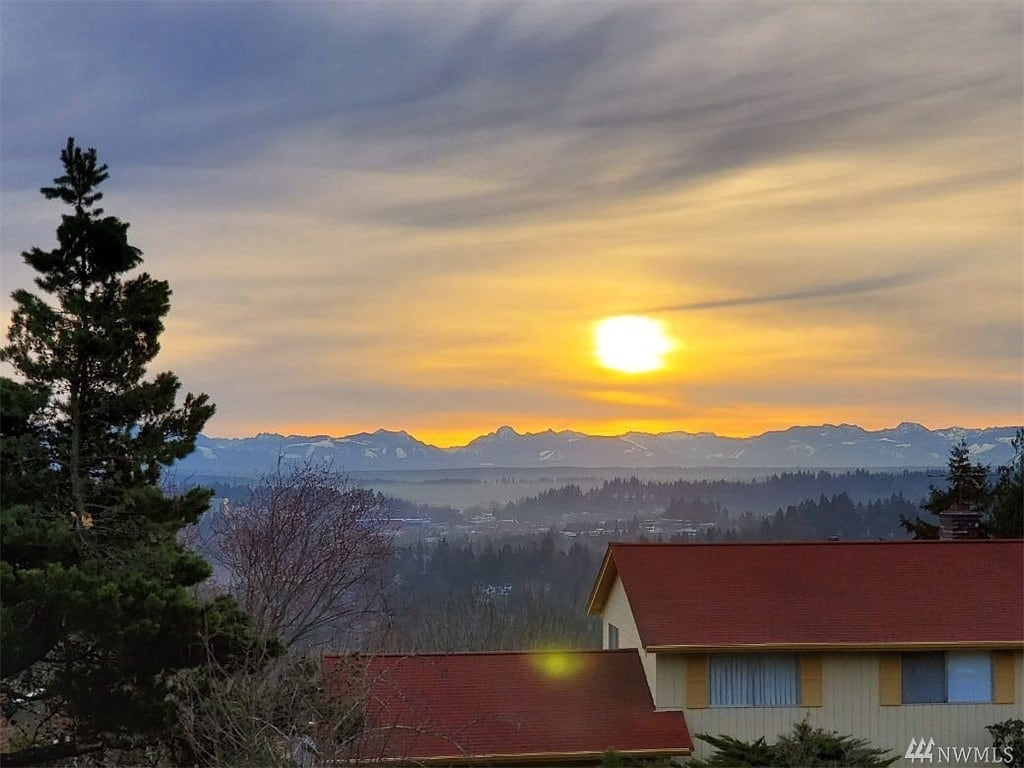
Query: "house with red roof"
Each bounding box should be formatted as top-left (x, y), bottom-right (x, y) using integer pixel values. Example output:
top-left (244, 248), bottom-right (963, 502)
top-left (586, 540), bottom-right (1024, 764)
top-left (325, 649), bottom-right (693, 764)
top-left (324, 539), bottom-right (1021, 765)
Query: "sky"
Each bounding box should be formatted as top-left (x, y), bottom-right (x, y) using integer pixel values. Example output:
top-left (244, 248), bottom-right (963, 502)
top-left (1, 1), bottom-right (1021, 447)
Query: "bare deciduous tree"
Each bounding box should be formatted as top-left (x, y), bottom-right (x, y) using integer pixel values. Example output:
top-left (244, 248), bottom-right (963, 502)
top-left (204, 464), bottom-right (394, 651)
top-left (172, 465), bottom-right (398, 765)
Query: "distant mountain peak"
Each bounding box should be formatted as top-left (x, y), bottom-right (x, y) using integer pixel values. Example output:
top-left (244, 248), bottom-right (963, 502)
top-left (175, 423), bottom-right (1021, 476)
top-left (895, 421), bottom-right (928, 431)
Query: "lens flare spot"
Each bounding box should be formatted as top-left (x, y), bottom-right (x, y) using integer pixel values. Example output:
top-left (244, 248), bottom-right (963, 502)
top-left (532, 651), bottom-right (585, 678)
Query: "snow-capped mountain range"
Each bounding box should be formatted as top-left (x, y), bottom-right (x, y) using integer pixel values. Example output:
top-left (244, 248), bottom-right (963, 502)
top-left (173, 423), bottom-right (1021, 476)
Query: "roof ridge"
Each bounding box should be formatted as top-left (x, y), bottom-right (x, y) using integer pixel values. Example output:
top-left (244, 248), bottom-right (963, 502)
top-left (608, 539), bottom-right (1024, 548)
top-left (325, 648), bottom-right (636, 660)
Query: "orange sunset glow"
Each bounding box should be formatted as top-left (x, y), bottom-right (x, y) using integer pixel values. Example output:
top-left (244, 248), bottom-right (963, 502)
top-left (2, 2), bottom-right (1021, 445)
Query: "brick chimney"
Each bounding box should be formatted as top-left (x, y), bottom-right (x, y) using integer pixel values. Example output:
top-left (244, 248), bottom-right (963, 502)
top-left (938, 502), bottom-right (984, 540)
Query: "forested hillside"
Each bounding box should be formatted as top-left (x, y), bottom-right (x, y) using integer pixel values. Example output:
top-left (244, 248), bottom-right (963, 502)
top-left (468, 469), bottom-right (934, 521)
top-left (385, 534), bottom-right (603, 651)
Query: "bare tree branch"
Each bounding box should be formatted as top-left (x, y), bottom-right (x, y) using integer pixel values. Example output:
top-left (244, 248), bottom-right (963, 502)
top-left (203, 463), bottom-right (394, 651)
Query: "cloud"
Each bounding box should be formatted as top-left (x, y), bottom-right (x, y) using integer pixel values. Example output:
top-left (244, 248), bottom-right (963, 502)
top-left (1, 1), bottom-right (1020, 441)
top-left (5, 3), bottom-right (1018, 196)
top-left (643, 268), bottom-right (939, 313)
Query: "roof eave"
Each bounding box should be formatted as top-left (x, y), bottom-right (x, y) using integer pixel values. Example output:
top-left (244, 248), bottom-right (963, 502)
top-left (585, 544), bottom-right (618, 615)
top-left (333, 746), bottom-right (693, 766)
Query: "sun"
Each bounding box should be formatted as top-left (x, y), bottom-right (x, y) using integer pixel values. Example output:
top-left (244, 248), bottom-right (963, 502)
top-left (593, 315), bottom-right (674, 374)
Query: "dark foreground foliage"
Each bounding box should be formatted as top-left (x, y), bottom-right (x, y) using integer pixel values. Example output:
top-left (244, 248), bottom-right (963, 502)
top-left (690, 720), bottom-right (898, 767)
top-left (987, 719), bottom-right (1024, 768)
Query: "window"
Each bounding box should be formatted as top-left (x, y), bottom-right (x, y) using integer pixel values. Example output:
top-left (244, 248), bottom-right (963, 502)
top-left (901, 652), bottom-right (992, 704)
top-left (709, 654), bottom-right (799, 707)
top-left (902, 652), bottom-right (946, 703)
top-left (608, 623), bottom-right (619, 650)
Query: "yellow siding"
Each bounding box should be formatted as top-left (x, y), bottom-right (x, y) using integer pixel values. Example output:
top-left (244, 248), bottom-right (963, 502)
top-left (678, 651), bottom-right (1024, 767)
top-left (879, 654), bottom-right (902, 706)
top-left (656, 655), bottom-right (685, 709)
top-left (602, 576), bottom-right (656, 698)
top-left (800, 654), bottom-right (823, 707)
top-left (684, 654), bottom-right (708, 710)
top-left (993, 651), bottom-right (1017, 705)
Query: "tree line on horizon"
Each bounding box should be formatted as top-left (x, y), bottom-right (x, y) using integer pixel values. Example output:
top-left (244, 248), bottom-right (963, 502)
top-left (469, 469), bottom-right (937, 522)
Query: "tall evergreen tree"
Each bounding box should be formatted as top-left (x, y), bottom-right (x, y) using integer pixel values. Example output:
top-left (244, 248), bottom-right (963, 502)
top-left (0, 139), bottom-right (257, 764)
top-left (988, 429), bottom-right (1023, 538)
top-left (900, 439), bottom-right (993, 539)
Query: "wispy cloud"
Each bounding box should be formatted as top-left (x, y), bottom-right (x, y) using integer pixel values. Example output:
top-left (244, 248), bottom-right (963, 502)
top-left (1, 1), bottom-right (1020, 442)
top-left (644, 269), bottom-right (939, 313)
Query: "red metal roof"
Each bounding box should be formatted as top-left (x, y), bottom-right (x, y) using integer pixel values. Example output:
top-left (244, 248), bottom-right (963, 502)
top-left (588, 540), bottom-right (1024, 649)
top-left (325, 649), bottom-right (692, 763)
